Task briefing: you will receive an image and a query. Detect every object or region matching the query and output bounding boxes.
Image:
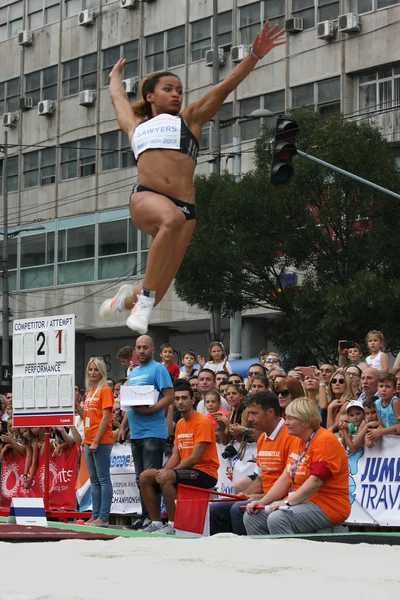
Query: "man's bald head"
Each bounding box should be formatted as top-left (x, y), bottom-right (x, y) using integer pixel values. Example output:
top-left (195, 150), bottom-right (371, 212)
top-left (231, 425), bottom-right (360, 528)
top-left (361, 367), bottom-right (379, 398)
top-left (135, 336), bottom-right (155, 364)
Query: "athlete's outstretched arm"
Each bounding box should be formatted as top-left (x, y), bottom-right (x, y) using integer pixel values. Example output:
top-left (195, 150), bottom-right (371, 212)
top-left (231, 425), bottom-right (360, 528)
top-left (188, 21), bottom-right (285, 126)
top-left (109, 58), bottom-right (138, 136)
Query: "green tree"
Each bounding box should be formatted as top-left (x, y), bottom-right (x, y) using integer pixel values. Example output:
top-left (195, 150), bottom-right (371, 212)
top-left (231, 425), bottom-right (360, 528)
top-left (175, 109), bottom-right (400, 363)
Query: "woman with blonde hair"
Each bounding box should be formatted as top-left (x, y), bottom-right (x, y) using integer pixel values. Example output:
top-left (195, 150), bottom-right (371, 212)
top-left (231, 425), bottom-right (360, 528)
top-left (244, 398), bottom-right (350, 535)
top-left (99, 22), bottom-right (285, 335)
top-left (76, 357), bottom-right (114, 527)
top-left (326, 370), bottom-right (357, 432)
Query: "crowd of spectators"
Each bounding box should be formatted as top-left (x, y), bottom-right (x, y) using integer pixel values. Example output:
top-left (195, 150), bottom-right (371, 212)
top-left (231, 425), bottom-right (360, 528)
top-left (1, 328), bottom-right (399, 535)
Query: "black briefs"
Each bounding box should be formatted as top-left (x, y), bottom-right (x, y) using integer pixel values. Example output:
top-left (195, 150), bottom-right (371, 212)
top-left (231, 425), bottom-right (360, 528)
top-left (132, 184), bottom-right (197, 221)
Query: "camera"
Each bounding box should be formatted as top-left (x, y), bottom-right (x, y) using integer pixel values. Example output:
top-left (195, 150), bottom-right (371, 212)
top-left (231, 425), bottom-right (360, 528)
top-left (221, 444), bottom-right (238, 460)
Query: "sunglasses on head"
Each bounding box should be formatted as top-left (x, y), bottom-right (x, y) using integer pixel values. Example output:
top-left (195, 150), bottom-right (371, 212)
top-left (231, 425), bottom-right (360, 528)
top-left (332, 378), bottom-right (345, 384)
top-left (266, 357), bottom-right (279, 363)
top-left (277, 389), bottom-right (290, 397)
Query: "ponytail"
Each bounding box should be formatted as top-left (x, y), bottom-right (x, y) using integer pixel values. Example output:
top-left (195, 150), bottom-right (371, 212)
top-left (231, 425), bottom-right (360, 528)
top-left (131, 71), bottom-right (180, 119)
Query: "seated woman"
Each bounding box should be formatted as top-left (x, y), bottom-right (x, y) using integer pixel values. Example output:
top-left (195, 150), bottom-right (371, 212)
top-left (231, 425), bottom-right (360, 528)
top-left (244, 397), bottom-right (350, 535)
top-left (275, 377), bottom-right (305, 418)
top-left (326, 370), bottom-right (357, 432)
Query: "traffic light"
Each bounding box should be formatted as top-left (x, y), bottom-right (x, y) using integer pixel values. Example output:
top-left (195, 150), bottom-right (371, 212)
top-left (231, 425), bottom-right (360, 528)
top-left (270, 117), bottom-right (299, 184)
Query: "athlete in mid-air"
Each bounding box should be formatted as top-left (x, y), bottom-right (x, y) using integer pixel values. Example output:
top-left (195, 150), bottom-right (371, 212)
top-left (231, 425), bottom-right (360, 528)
top-left (100, 21), bottom-right (285, 334)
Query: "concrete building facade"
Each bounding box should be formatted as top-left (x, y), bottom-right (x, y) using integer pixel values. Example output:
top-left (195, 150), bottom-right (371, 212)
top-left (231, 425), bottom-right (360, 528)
top-left (0, 0), bottom-right (399, 381)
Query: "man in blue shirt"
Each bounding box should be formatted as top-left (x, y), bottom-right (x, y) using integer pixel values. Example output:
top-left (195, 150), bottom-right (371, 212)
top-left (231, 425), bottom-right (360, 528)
top-left (119, 335), bottom-right (174, 527)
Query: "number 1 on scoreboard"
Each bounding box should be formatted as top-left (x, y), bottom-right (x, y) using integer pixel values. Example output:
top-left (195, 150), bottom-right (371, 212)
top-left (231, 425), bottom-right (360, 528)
top-left (54, 329), bottom-right (67, 362)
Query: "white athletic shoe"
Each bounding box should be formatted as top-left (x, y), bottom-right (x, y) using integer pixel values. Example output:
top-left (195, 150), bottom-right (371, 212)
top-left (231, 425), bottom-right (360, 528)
top-left (141, 521), bottom-right (164, 533)
top-left (99, 284), bottom-right (133, 321)
top-left (126, 294), bottom-right (154, 334)
top-left (153, 523), bottom-right (176, 536)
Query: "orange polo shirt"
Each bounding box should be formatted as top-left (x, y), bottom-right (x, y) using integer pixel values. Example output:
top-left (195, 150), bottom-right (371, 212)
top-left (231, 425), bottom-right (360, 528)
top-left (255, 419), bottom-right (296, 493)
top-left (83, 385), bottom-right (114, 445)
top-left (285, 427), bottom-right (350, 524)
top-left (175, 411), bottom-right (219, 479)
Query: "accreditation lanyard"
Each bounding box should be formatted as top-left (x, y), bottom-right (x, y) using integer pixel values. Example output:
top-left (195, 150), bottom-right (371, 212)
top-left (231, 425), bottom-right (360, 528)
top-left (289, 429), bottom-right (318, 487)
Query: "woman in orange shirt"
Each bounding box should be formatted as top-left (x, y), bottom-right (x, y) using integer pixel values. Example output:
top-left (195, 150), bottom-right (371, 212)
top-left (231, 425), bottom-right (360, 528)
top-left (244, 397), bottom-right (350, 535)
top-left (77, 357), bottom-right (114, 527)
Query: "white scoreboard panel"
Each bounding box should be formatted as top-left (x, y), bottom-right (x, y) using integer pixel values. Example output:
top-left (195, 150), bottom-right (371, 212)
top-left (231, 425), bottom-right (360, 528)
top-left (12, 315), bottom-right (75, 427)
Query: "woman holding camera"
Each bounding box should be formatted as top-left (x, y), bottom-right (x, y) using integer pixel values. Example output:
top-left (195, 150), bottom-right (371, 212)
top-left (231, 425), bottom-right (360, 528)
top-left (244, 397), bottom-right (350, 535)
top-left (213, 383), bottom-right (248, 446)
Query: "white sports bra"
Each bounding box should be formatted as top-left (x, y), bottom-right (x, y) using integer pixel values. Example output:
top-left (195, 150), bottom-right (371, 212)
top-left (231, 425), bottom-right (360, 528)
top-left (131, 113), bottom-right (199, 162)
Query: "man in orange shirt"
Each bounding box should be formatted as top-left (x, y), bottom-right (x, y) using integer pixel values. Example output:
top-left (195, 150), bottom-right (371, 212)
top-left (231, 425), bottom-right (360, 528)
top-left (210, 390), bottom-right (295, 535)
top-left (140, 383), bottom-right (219, 535)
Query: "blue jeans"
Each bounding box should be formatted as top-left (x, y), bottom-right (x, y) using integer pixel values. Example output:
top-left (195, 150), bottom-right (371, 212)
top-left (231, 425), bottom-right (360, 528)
top-left (84, 443), bottom-right (113, 522)
top-left (131, 437), bottom-right (166, 518)
top-left (210, 500), bottom-right (250, 536)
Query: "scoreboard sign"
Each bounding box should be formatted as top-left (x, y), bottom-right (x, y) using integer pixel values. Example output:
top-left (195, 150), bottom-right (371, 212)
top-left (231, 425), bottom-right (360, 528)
top-left (12, 315), bottom-right (75, 427)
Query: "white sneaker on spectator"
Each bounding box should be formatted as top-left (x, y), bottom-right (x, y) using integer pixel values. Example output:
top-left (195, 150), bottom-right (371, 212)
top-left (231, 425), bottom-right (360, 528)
top-left (99, 284), bottom-right (133, 320)
top-left (141, 521), bottom-right (164, 533)
top-left (153, 523), bottom-right (176, 536)
top-left (126, 294), bottom-right (154, 334)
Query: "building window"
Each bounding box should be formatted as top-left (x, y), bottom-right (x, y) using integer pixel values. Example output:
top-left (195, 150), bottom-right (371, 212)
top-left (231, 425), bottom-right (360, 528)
top-left (239, 91), bottom-right (285, 140)
top-left (348, 0), bottom-right (373, 12)
top-left (62, 53), bottom-right (97, 98)
top-left (98, 218), bottom-right (138, 280)
top-left (25, 66), bottom-right (58, 106)
top-left (20, 232), bottom-right (55, 290)
top-left (359, 66), bottom-right (400, 113)
top-left (291, 82), bottom-right (314, 108)
top-left (317, 0), bottom-right (340, 22)
top-left (292, 0), bottom-right (315, 29)
top-left (64, 0), bottom-right (81, 17)
top-left (264, 0), bottom-right (285, 29)
top-left (0, 2), bottom-right (24, 41)
top-left (57, 223), bottom-right (95, 285)
top-left (102, 41), bottom-right (139, 87)
top-left (218, 11), bottom-right (232, 50)
top-left (377, 0), bottom-right (400, 7)
top-left (145, 32), bottom-right (164, 73)
top-left (27, 0), bottom-right (59, 28)
top-left (167, 26), bottom-right (185, 69)
top-left (219, 103), bottom-right (233, 146)
top-left (0, 156), bottom-right (19, 193)
top-left (0, 78), bottom-right (20, 114)
top-left (317, 77), bottom-right (340, 116)
top-left (23, 148), bottom-right (56, 188)
top-left (61, 137), bottom-right (96, 180)
top-left (240, 2), bottom-right (261, 46)
top-left (101, 131), bottom-right (134, 171)
top-left (191, 17), bottom-right (211, 62)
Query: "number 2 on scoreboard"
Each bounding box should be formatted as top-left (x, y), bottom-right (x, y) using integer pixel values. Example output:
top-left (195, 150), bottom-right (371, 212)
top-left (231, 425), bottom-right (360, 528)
top-left (36, 332), bottom-right (48, 364)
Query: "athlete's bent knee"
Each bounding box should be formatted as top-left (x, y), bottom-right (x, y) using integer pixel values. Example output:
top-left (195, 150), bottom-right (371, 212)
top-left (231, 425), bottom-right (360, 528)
top-left (159, 211), bottom-right (186, 233)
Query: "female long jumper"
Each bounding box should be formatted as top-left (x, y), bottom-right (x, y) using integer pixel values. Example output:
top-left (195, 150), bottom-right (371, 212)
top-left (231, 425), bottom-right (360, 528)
top-left (100, 21), bottom-right (285, 334)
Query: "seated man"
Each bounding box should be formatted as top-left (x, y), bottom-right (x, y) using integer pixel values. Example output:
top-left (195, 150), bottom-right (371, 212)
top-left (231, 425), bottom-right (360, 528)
top-left (210, 391), bottom-right (296, 536)
top-left (139, 383), bottom-right (219, 535)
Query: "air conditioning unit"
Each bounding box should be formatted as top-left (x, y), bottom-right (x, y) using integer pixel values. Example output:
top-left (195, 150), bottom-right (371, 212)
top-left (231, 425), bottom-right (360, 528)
top-left (338, 13), bottom-right (361, 33)
top-left (79, 89), bottom-right (96, 107)
top-left (38, 100), bottom-right (55, 116)
top-left (3, 113), bottom-right (18, 127)
top-left (19, 97), bottom-right (34, 110)
top-left (122, 77), bottom-right (139, 95)
top-left (78, 10), bottom-right (94, 26)
top-left (285, 17), bottom-right (304, 33)
top-left (316, 20), bottom-right (335, 41)
top-left (205, 47), bottom-right (225, 67)
top-left (120, 0), bottom-right (138, 8)
top-left (230, 45), bottom-right (250, 63)
top-left (18, 30), bottom-right (33, 46)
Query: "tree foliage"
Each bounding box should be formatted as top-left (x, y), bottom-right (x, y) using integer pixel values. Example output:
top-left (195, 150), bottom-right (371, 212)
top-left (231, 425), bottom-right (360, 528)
top-left (174, 109), bottom-right (400, 363)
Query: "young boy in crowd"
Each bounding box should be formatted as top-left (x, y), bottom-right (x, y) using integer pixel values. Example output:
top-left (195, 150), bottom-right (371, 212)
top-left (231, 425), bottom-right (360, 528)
top-left (339, 400), bottom-right (366, 454)
top-left (338, 341), bottom-right (367, 370)
top-left (365, 374), bottom-right (400, 444)
top-left (352, 397), bottom-right (380, 449)
top-left (179, 349), bottom-right (199, 379)
top-left (117, 346), bottom-right (134, 376)
top-left (160, 343), bottom-right (180, 381)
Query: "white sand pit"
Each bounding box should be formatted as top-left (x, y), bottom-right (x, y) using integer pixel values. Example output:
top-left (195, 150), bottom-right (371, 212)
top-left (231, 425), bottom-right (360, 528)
top-left (1, 534), bottom-right (399, 599)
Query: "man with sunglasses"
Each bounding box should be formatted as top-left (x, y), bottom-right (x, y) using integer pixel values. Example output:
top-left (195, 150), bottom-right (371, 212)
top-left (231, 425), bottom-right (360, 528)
top-left (246, 364), bottom-right (267, 392)
top-left (210, 391), bottom-right (295, 536)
